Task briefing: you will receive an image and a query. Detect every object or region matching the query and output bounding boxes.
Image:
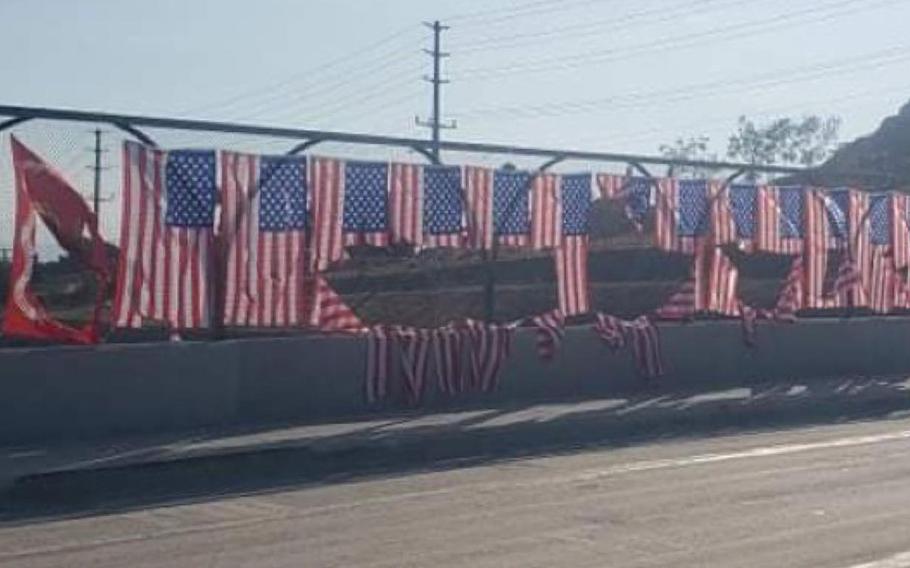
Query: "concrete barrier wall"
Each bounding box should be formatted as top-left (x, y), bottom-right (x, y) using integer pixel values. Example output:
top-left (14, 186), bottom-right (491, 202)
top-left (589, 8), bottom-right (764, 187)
top-left (2, 317), bottom-right (910, 446)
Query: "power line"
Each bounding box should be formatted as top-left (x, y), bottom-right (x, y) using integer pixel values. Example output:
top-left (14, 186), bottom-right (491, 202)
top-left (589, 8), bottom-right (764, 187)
top-left (454, 0), bottom-right (904, 79)
top-left (178, 24), bottom-right (423, 118)
top-left (448, 0), bottom-right (749, 53)
top-left (454, 45), bottom-right (910, 120)
top-left (444, 0), bottom-right (611, 26)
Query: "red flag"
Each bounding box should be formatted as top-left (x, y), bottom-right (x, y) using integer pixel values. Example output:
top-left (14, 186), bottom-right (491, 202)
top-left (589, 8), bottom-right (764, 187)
top-left (3, 137), bottom-right (109, 344)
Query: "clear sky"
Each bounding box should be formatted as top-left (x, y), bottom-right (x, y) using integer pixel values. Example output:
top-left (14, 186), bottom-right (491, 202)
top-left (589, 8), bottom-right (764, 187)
top-left (2, 0), bottom-right (910, 255)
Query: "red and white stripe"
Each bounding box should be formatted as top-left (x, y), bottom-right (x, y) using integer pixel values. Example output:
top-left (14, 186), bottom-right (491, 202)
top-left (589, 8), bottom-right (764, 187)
top-left (654, 177), bottom-right (679, 252)
top-left (464, 166), bottom-right (494, 250)
top-left (113, 142), bottom-right (213, 329)
top-left (849, 189), bottom-right (871, 308)
top-left (531, 173), bottom-right (562, 249)
top-left (310, 276), bottom-right (365, 332)
top-left (464, 319), bottom-right (514, 392)
top-left (530, 309), bottom-right (565, 361)
top-left (309, 157), bottom-right (346, 271)
top-left (433, 325), bottom-right (465, 395)
top-left (389, 162), bottom-right (423, 248)
top-left (869, 246), bottom-right (894, 313)
top-left (592, 313), bottom-right (663, 378)
top-left (555, 235), bottom-right (590, 316)
top-left (365, 325), bottom-right (390, 403)
top-left (395, 327), bottom-right (434, 404)
top-left (596, 173), bottom-right (625, 200)
top-left (891, 194), bottom-right (910, 310)
top-left (220, 151), bottom-right (307, 328)
top-left (756, 185), bottom-right (803, 254)
top-left (710, 180), bottom-right (737, 247)
top-left (654, 247), bottom-right (706, 320)
top-left (706, 247), bottom-right (740, 316)
top-left (773, 255), bottom-right (804, 321)
top-left (804, 189), bottom-right (832, 309)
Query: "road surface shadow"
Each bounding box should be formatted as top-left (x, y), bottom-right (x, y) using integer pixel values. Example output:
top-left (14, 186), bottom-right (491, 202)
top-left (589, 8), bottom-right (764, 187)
top-left (2, 375), bottom-right (909, 526)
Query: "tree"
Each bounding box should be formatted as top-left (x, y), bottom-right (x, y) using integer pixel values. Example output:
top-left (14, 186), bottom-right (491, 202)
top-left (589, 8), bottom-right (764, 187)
top-left (726, 115), bottom-right (841, 168)
top-left (658, 135), bottom-right (718, 178)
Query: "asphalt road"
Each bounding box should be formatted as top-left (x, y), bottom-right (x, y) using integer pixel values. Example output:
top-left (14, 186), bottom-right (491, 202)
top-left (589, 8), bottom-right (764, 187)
top-left (3, 416), bottom-right (910, 567)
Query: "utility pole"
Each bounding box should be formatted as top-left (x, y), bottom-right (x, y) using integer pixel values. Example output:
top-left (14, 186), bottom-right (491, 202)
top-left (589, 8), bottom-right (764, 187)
top-left (87, 129), bottom-right (111, 230)
top-left (416, 20), bottom-right (456, 163)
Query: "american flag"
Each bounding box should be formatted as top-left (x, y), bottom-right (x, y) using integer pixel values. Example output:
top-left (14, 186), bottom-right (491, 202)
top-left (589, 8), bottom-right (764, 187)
top-left (727, 184), bottom-right (758, 250)
top-left (596, 173), bottom-right (625, 200)
top-left (394, 327), bottom-right (433, 405)
top-left (493, 169), bottom-right (532, 247)
top-left (868, 193), bottom-right (894, 313)
top-left (423, 165), bottom-right (466, 248)
top-left (556, 176), bottom-right (592, 316)
top-left (113, 142), bottom-right (216, 329)
top-left (620, 176), bottom-right (653, 230)
top-left (530, 309), bottom-right (565, 361)
top-left (220, 151), bottom-right (308, 328)
top-left (530, 172), bottom-right (562, 250)
top-left (464, 319), bottom-right (514, 392)
top-left (389, 162), bottom-right (423, 247)
top-left (706, 247), bottom-right (740, 316)
top-left (593, 313), bottom-right (663, 378)
top-left (464, 166), bottom-right (494, 250)
top-left (310, 275), bottom-right (364, 332)
top-left (655, 178), bottom-right (709, 253)
top-left (433, 324), bottom-right (465, 394)
top-left (710, 180), bottom-right (737, 246)
top-left (773, 255), bottom-right (804, 320)
top-left (653, 249), bottom-right (705, 319)
top-left (343, 160), bottom-right (390, 248)
top-left (756, 185), bottom-right (804, 254)
top-left (891, 193), bottom-right (910, 309)
top-left (310, 157), bottom-right (346, 271)
top-left (365, 325), bottom-right (389, 403)
top-left (807, 189), bottom-right (868, 308)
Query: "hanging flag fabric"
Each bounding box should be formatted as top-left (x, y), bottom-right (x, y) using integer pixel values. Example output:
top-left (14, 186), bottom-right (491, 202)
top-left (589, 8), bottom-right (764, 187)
top-left (596, 173), bottom-right (625, 200)
top-left (867, 193), bottom-right (895, 313)
top-left (3, 137), bottom-right (109, 344)
top-left (433, 324), bottom-right (465, 395)
top-left (706, 247), bottom-right (740, 316)
top-left (220, 151), bottom-right (308, 328)
top-left (464, 319), bottom-right (514, 392)
top-left (592, 313), bottom-right (663, 378)
top-left (655, 178), bottom-right (710, 253)
top-left (555, 237), bottom-right (590, 316)
top-left (726, 184), bottom-right (758, 251)
top-left (365, 325), bottom-right (390, 404)
top-left (493, 169), bottom-right (532, 247)
top-left (756, 185), bottom-right (804, 254)
top-left (464, 166), bottom-right (494, 250)
top-left (388, 162), bottom-right (423, 247)
top-left (890, 193), bottom-right (910, 309)
top-left (806, 189), bottom-right (868, 309)
top-left (530, 173), bottom-right (562, 250)
top-left (530, 309), bottom-right (565, 361)
top-left (310, 157), bottom-right (346, 271)
top-left (773, 255), bottom-right (804, 321)
top-left (395, 327), bottom-right (434, 405)
top-left (310, 276), bottom-right (364, 332)
top-left (619, 176), bottom-right (653, 230)
top-left (113, 141), bottom-right (216, 329)
top-left (653, 248), bottom-right (705, 319)
top-left (423, 165), bottom-right (466, 248)
top-left (555, 172), bottom-right (592, 316)
top-left (343, 160), bottom-right (390, 248)
top-left (709, 180), bottom-right (737, 246)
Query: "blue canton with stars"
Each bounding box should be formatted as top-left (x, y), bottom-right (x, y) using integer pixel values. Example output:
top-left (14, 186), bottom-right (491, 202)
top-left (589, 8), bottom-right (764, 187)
top-left (423, 166), bottom-right (464, 235)
top-left (493, 170), bottom-right (532, 235)
top-left (729, 184), bottom-right (756, 239)
top-left (343, 161), bottom-right (388, 232)
top-left (825, 188), bottom-right (850, 241)
top-left (677, 180), bottom-right (709, 237)
top-left (869, 193), bottom-right (891, 245)
top-left (258, 156), bottom-right (307, 232)
top-left (562, 173), bottom-right (592, 235)
top-left (165, 150), bottom-right (217, 228)
top-left (624, 177), bottom-right (652, 227)
top-left (778, 186), bottom-right (804, 238)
